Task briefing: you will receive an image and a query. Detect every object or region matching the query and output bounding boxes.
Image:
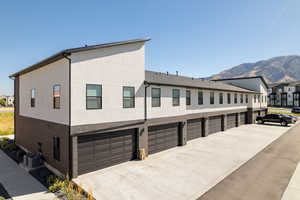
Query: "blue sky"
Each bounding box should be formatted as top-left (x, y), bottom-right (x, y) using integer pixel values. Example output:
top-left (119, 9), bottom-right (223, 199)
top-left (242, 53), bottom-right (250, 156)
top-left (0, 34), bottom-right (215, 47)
top-left (1, 0), bottom-right (300, 95)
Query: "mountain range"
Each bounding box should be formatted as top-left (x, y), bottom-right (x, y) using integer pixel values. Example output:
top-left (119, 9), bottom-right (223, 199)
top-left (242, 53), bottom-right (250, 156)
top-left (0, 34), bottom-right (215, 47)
top-left (209, 55), bottom-right (300, 84)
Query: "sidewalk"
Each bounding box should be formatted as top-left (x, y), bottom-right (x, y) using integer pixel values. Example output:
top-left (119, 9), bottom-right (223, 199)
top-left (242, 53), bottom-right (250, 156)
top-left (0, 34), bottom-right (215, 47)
top-left (198, 122), bottom-right (300, 200)
top-left (0, 150), bottom-right (55, 200)
top-left (0, 135), bottom-right (14, 140)
top-left (282, 161), bottom-right (300, 200)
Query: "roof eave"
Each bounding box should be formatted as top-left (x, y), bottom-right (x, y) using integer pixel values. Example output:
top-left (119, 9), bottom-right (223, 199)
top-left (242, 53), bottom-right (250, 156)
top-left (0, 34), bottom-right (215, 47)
top-left (9, 37), bottom-right (151, 78)
top-left (9, 51), bottom-right (67, 78)
top-left (144, 81), bottom-right (257, 94)
top-left (213, 76), bottom-right (269, 89)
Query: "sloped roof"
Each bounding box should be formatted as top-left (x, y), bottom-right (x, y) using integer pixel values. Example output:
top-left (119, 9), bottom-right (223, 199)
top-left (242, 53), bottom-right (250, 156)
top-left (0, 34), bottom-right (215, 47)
top-left (145, 71), bottom-right (257, 93)
top-left (9, 38), bottom-right (151, 78)
top-left (212, 76), bottom-right (269, 89)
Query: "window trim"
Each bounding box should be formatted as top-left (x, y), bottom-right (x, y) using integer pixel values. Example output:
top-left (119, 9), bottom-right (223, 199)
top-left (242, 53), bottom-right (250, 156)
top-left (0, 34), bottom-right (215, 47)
top-left (151, 88), bottom-right (161, 107)
top-left (234, 93), bottom-right (237, 104)
top-left (210, 91), bottom-right (214, 105)
top-left (86, 84), bottom-right (102, 110)
top-left (198, 90), bottom-right (203, 105)
top-left (240, 93), bottom-right (243, 104)
top-left (227, 93), bottom-right (231, 104)
top-left (219, 93), bottom-right (223, 104)
top-left (172, 89), bottom-right (180, 106)
top-left (123, 86), bottom-right (135, 108)
top-left (186, 90), bottom-right (191, 106)
top-left (30, 88), bottom-right (36, 108)
top-left (53, 84), bottom-right (61, 109)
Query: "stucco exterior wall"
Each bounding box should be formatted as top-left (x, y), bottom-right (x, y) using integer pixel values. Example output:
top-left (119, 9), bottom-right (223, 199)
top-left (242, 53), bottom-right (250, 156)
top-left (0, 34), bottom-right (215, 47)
top-left (70, 42), bottom-right (145, 126)
top-left (19, 58), bottom-right (69, 125)
top-left (147, 85), bottom-right (249, 119)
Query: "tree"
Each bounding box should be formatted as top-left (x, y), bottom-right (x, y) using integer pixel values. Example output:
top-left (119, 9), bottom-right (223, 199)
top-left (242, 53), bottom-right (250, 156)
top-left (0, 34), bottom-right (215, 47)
top-left (0, 98), bottom-right (6, 107)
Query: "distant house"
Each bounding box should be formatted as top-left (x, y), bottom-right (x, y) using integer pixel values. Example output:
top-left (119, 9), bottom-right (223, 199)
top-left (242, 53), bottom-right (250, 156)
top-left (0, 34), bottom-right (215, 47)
top-left (0, 95), bottom-right (14, 107)
top-left (9, 38), bottom-right (268, 179)
top-left (268, 81), bottom-right (300, 107)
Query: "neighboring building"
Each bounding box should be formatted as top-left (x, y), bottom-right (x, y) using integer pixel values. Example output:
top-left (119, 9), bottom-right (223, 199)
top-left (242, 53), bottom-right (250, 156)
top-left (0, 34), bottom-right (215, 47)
top-left (0, 95), bottom-right (14, 107)
top-left (268, 81), bottom-right (300, 107)
top-left (9, 38), bottom-right (268, 179)
top-left (7, 96), bottom-right (14, 106)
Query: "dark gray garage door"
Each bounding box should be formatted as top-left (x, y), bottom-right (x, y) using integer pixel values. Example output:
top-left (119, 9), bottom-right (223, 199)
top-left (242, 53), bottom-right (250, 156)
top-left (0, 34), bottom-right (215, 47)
top-left (77, 129), bottom-right (137, 175)
top-left (148, 123), bottom-right (179, 155)
top-left (187, 118), bottom-right (203, 141)
top-left (209, 116), bottom-right (222, 135)
top-left (227, 114), bottom-right (237, 129)
top-left (240, 112), bottom-right (247, 125)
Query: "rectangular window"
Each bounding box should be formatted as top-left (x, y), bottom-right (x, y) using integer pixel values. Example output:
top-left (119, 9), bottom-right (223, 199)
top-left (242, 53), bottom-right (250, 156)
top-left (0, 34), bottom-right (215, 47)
top-left (258, 95), bottom-right (261, 102)
top-left (151, 88), bottom-right (161, 107)
top-left (30, 88), bottom-right (36, 107)
top-left (198, 91), bottom-right (203, 105)
top-left (240, 94), bottom-right (243, 103)
top-left (210, 92), bottom-right (214, 104)
top-left (172, 89), bottom-right (180, 106)
top-left (123, 87), bottom-right (135, 108)
top-left (254, 95), bottom-right (257, 103)
top-left (265, 96), bottom-right (267, 103)
top-left (246, 94), bottom-right (248, 103)
top-left (186, 90), bottom-right (191, 106)
top-left (53, 85), bottom-right (61, 109)
top-left (234, 93), bottom-right (237, 104)
top-left (86, 84), bottom-right (102, 109)
top-left (53, 136), bottom-right (60, 161)
top-left (219, 93), bottom-right (223, 104)
top-left (227, 93), bottom-right (231, 104)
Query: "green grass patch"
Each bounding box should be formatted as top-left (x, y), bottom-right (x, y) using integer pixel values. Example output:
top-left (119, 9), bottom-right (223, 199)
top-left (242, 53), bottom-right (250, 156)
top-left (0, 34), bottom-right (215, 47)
top-left (0, 112), bottom-right (14, 136)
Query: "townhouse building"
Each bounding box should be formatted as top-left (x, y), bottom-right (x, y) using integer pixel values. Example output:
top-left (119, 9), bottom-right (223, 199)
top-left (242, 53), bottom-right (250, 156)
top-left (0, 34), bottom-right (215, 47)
top-left (10, 38), bottom-right (268, 178)
top-left (268, 81), bottom-right (300, 107)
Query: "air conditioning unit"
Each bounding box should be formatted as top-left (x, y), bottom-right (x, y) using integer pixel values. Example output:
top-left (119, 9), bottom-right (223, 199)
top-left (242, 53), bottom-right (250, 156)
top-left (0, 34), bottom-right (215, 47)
top-left (22, 153), bottom-right (42, 169)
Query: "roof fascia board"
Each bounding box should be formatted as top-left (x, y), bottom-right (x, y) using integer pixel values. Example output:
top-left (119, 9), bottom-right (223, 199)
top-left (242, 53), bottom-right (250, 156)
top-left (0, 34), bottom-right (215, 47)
top-left (144, 81), bottom-right (258, 94)
top-left (9, 38), bottom-right (150, 78)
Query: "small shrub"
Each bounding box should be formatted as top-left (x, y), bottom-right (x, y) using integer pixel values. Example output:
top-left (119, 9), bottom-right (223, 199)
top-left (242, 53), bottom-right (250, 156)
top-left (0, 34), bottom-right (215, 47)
top-left (87, 188), bottom-right (94, 200)
top-left (0, 137), bottom-right (10, 149)
top-left (4, 143), bottom-right (17, 151)
top-left (47, 175), bottom-right (66, 193)
top-left (47, 175), bottom-right (94, 200)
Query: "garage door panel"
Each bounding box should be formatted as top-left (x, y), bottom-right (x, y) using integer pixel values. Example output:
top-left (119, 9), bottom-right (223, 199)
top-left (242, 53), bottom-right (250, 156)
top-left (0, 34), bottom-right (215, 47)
top-left (77, 148), bottom-right (94, 157)
top-left (240, 112), bottom-right (246, 125)
top-left (187, 118), bottom-right (203, 141)
top-left (78, 156), bottom-right (94, 164)
top-left (209, 116), bottom-right (222, 134)
top-left (227, 114), bottom-right (236, 129)
top-left (77, 129), bottom-right (137, 175)
top-left (148, 123), bottom-right (179, 155)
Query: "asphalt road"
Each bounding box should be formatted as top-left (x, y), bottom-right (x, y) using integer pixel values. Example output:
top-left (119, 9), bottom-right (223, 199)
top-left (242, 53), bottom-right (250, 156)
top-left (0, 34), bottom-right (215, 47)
top-left (198, 122), bottom-right (300, 200)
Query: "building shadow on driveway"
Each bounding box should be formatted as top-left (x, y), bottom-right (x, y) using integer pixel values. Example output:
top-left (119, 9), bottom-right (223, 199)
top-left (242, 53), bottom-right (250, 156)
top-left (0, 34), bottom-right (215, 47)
top-left (0, 150), bottom-right (55, 200)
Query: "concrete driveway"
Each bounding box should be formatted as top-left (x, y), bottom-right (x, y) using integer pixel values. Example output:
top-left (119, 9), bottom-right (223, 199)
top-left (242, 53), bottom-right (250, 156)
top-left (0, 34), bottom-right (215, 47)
top-left (74, 124), bottom-right (292, 200)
